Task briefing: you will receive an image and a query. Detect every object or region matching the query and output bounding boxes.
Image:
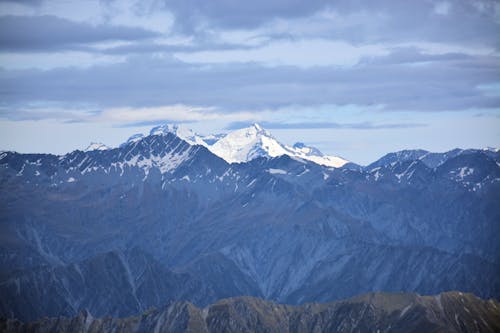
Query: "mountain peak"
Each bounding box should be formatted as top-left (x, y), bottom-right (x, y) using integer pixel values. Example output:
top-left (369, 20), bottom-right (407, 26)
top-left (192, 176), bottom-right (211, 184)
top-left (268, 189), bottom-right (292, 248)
top-left (252, 123), bottom-right (263, 131)
top-left (119, 123), bottom-right (348, 167)
top-left (210, 124), bottom-right (286, 163)
top-left (150, 123), bottom-right (191, 138)
top-left (84, 142), bottom-right (110, 151)
top-left (292, 142), bottom-right (324, 157)
top-left (483, 147), bottom-right (500, 153)
top-left (209, 124), bottom-right (348, 167)
top-left (148, 123), bottom-right (209, 147)
top-left (121, 133), bottom-right (145, 147)
top-left (237, 123), bottom-right (271, 137)
top-left (293, 142), bottom-right (306, 149)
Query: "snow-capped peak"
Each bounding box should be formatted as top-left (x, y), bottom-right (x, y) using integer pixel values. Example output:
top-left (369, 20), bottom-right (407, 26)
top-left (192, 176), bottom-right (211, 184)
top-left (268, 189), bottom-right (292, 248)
top-left (210, 123), bottom-right (349, 167)
top-left (85, 142), bottom-right (110, 151)
top-left (287, 142), bottom-right (348, 168)
top-left (210, 123), bottom-right (290, 163)
top-left (123, 133), bottom-right (145, 145)
top-left (119, 123), bottom-right (349, 167)
top-left (292, 142), bottom-right (324, 157)
top-left (150, 124), bottom-right (209, 147)
top-left (483, 147), bottom-right (500, 153)
top-left (253, 123), bottom-right (264, 131)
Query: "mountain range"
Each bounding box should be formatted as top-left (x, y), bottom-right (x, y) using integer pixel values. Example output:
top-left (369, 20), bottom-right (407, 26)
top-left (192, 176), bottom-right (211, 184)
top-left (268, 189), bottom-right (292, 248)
top-left (104, 123), bottom-right (349, 167)
top-left (0, 123), bottom-right (499, 326)
top-left (3, 292), bottom-right (500, 333)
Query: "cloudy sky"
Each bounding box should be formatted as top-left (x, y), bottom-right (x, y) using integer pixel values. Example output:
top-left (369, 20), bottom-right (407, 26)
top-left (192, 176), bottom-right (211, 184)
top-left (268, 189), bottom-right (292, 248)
top-left (0, 0), bottom-right (499, 164)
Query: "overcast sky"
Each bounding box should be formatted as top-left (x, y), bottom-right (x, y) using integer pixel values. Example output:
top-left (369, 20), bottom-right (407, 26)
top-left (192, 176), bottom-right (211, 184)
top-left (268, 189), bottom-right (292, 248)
top-left (0, 0), bottom-right (499, 164)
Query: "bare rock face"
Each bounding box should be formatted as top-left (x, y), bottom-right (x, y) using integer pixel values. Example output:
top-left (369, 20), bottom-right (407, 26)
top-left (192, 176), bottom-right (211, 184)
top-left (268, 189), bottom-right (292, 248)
top-left (2, 292), bottom-right (500, 333)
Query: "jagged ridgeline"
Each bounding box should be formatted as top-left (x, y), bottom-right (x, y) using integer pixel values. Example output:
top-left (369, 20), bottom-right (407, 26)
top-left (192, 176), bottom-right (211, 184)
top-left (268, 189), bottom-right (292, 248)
top-left (3, 292), bottom-right (500, 333)
top-left (0, 124), bottom-right (499, 327)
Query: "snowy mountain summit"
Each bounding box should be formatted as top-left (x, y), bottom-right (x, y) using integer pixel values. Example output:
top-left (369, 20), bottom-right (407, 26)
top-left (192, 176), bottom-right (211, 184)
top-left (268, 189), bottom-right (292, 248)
top-left (123, 123), bottom-right (348, 167)
top-left (210, 123), bottom-right (288, 163)
top-left (290, 141), bottom-right (349, 168)
top-left (210, 123), bottom-right (349, 167)
top-left (84, 142), bottom-right (110, 151)
top-left (150, 124), bottom-right (209, 147)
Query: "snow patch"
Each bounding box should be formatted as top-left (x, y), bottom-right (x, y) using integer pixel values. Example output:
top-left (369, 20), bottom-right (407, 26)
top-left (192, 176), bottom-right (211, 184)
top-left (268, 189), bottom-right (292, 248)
top-left (399, 304), bottom-right (411, 318)
top-left (457, 167), bottom-right (474, 179)
top-left (268, 168), bottom-right (287, 175)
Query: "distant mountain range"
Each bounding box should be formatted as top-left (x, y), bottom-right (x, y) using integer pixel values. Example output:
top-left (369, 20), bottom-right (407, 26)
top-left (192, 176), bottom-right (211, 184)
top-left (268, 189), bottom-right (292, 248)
top-left (97, 123), bottom-right (349, 167)
top-left (3, 292), bottom-right (500, 333)
top-left (0, 123), bottom-right (499, 325)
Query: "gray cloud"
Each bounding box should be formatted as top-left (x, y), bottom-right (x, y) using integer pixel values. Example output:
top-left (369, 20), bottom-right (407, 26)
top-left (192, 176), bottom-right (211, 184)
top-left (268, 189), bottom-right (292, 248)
top-left (0, 106), bottom-right (100, 121)
top-left (0, 0), bottom-right (41, 5)
top-left (98, 40), bottom-right (257, 55)
top-left (0, 15), bottom-right (159, 52)
top-left (1, 1), bottom-right (498, 57)
top-left (0, 47), bottom-right (498, 120)
top-left (161, 0), bottom-right (500, 49)
top-left (359, 0), bottom-right (500, 48)
top-left (358, 47), bottom-right (471, 66)
top-left (116, 119), bottom-right (197, 127)
top-left (162, 0), bottom-right (331, 32)
top-left (226, 121), bottom-right (427, 130)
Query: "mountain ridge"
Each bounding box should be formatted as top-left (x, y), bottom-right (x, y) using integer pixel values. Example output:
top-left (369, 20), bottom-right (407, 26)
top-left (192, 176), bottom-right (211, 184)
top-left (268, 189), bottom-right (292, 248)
top-left (112, 123), bottom-right (350, 167)
top-left (2, 291), bottom-right (500, 333)
top-left (1, 127), bottom-right (499, 323)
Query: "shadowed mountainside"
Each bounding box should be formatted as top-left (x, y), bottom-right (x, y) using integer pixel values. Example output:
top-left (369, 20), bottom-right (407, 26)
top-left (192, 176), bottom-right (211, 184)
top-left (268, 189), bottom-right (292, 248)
top-left (2, 291), bottom-right (500, 333)
top-left (1, 129), bottom-right (499, 322)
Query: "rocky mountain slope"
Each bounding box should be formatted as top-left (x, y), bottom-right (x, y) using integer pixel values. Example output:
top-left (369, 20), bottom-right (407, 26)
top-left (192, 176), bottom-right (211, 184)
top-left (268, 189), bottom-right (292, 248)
top-left (0, 124), bottom-right (499, 322)
top-left (2, 292), bottom-right (500, 333)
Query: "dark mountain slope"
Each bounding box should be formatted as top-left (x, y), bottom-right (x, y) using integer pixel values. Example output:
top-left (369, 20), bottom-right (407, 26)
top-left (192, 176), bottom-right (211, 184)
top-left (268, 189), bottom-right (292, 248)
top-left (1, 134), bottom-right (499, 321)
top-left (2, 292), bottom-right (500, 333)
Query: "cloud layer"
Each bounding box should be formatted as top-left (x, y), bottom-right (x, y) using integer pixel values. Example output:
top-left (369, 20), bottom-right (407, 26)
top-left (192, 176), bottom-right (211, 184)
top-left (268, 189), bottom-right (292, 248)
top-left (0, 15), bottom-right (159, 52)
top-left (1, 49), bottom-right (498, 120)
top-left (0, 0), bottom-right (499, 163)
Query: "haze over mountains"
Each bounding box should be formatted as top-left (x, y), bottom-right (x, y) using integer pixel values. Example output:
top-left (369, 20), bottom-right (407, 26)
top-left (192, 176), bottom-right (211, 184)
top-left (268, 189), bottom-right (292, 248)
top-left (0, 123), bottom-right (499, 330)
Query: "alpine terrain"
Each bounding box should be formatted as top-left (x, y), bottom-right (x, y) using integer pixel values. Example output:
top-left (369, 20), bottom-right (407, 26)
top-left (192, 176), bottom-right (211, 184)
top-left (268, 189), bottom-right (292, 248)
top-left (0, 123), bottom-right (499, 331)
top-left (3, 292), bottom-right (500, 333)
